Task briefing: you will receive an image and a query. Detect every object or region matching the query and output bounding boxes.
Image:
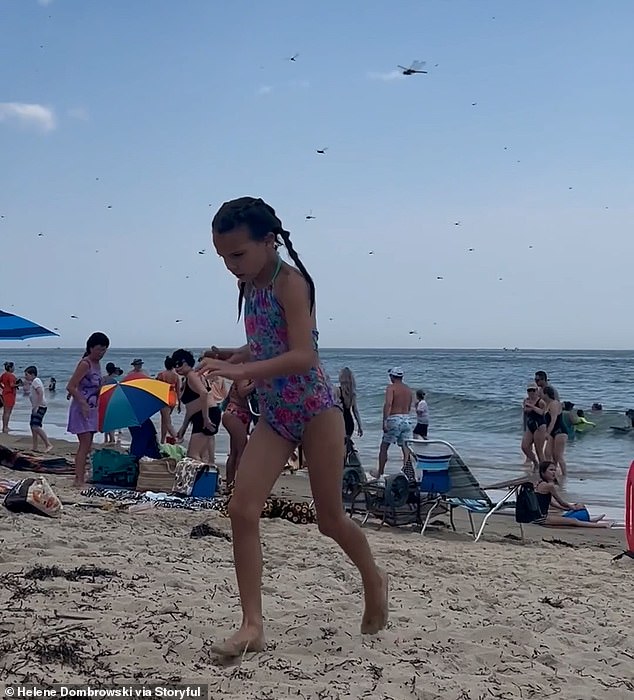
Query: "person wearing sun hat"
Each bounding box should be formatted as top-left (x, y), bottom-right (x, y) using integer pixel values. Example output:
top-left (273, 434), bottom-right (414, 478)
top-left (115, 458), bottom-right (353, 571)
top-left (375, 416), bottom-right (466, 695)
top-left (375, 366), bottom-right (413, 477)
top-left (124, 358), bottom-right (149, 381)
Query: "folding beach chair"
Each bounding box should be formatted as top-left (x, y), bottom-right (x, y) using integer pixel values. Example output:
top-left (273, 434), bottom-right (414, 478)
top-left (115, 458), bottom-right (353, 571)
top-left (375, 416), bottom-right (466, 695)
top-left (405, 439), bottom-right (529, 541)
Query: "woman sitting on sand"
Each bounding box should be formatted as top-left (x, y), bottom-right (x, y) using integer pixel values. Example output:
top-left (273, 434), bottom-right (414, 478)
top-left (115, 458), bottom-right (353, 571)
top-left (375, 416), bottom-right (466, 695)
top-left (543, 386), bottom-right (568, 478)
top-left (534, 461), bottom-right (612, 528)
top-left (521, 383), bottom-right (546, 467)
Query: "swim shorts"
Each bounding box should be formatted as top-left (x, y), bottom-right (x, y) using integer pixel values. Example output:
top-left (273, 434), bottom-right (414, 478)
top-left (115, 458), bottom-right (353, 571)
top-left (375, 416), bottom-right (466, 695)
top-left (30, 406), bottom-right (47, 428)
top-left (382, 414), bottom-right (413, 446)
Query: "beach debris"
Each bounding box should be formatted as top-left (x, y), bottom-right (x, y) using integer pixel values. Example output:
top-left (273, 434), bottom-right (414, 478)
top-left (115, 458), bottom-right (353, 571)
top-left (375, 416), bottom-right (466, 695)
top-left (539, 596), bottom-right (564, 609)
top-left (398, 60), bottom-right (427, 75)
top-left (542, 537), bottom-right (576, 549)
top-left (24, 564), bottom-right (119, 581)
top-left (190, 523), bottom-right (231, 540)
top-left (316, 147), bottom-right (328, 154)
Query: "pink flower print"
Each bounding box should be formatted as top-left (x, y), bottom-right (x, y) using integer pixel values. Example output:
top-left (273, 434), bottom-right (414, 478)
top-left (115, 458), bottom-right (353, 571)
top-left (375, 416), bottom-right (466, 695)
top-left (281, 382), bottom-right (303, 404)
top-left (304, 393), bottom-right (323, 414)
top-left (273, 405), bottom-right (295, 427)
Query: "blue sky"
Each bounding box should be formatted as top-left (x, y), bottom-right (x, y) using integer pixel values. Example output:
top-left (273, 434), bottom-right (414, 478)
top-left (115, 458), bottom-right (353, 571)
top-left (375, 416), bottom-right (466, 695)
top-left (1, 0), bottom-right (633, 350)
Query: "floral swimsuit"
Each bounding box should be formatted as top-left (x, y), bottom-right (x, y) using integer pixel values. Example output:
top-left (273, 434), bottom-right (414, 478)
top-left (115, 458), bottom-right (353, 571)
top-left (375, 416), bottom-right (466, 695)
top-left (244, 258), bottom-right (336, 443)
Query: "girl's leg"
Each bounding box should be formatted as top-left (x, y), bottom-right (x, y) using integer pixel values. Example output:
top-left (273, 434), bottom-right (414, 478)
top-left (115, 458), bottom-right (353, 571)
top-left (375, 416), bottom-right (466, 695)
top-left (554, 435), bottom-right (567, 477)
top-left (303, 407), bottom-right (388, 635)
top-left (223, 413), bottom-right (249, 487)
top-left (74, 432), bottom-right (93, 487)
top-left (534, 426), bottom-right (547, 462)
top-left (33, 426), bottom-right (52, 451)
top-left (521, 431), bottom-right (537, 466)
top-left (213, 420), bottom-right (294, 656)
top-left (2, 405), bottom-right (12, 432)
top-left (187, 433), bottom-right (207, 461)
top-left (544, 514), bottom-right (613, 528)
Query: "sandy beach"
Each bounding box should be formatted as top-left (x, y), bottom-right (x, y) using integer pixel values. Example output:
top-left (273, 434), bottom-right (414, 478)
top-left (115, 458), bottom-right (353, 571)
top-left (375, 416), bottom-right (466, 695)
top-left (1, 435), bottom-right (633, 699)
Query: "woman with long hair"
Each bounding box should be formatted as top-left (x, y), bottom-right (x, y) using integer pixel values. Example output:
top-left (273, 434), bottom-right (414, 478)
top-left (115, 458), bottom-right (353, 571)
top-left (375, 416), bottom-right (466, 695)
top-left (337, 367), bottom-right (363, 438)
top-left (66, 332), bottom-right (110, 487)
top-left (543, 385), bottom-right (568, 478)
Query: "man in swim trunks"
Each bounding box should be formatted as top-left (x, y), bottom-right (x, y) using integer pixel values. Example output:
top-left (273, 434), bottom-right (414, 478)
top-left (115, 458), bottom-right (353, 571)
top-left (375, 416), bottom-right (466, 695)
top-left (376, 367), bottom-right (413, 477)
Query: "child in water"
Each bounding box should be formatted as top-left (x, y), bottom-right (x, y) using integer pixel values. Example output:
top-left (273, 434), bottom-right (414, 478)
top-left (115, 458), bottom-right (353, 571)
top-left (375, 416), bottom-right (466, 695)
top-left (199, 197), bottom-right (388, 657)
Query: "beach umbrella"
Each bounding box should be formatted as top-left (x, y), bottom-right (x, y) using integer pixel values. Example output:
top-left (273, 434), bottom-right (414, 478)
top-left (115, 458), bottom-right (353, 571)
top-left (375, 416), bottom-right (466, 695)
top-left (0, 309), bottom-right (58, 340)
top-left (98, 378), bottom-right (176, 433)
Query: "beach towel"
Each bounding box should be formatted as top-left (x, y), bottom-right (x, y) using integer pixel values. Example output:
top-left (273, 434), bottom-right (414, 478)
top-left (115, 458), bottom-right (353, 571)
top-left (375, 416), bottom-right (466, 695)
top-left (173, 458), bottom-right (206, 497)
top-left (0, 445), bottom-right (73, 475)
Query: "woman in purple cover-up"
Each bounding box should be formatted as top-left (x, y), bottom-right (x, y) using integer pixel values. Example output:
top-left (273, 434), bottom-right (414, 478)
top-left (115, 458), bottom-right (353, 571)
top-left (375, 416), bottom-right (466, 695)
top-left (66, 332), bottom-right (110, 487)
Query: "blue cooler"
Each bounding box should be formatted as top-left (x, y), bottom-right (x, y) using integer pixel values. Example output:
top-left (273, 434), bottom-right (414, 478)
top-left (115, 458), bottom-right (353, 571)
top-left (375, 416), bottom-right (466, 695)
top-left (191, 468), bottom-right (219, 499)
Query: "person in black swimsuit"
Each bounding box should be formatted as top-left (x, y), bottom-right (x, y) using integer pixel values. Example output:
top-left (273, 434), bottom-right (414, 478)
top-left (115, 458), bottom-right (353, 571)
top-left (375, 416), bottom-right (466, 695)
top-left (534, 461), bottom-right (612, 527)
top-left (521, 383), bottom-right (547, 467)
top-left (543, 386), bottom-right (568, 478)
top-left (172, 349), bottom-right (220, 462)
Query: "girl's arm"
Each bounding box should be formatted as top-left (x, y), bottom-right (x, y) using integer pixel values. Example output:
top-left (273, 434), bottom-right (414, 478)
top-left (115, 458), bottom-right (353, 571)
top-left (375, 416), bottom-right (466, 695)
top-left (66, 360), bottom-right (90, 402)
top-left (240, 272), bottom-right (317, 381)
top-left (352, 398), bottom-right (363, 434)
top-left (204, 345), bottom-right (251, 364)
top-left (550, 485), bottom-right (579, 511)
top-left (236, 379), bottom-right (256, 399)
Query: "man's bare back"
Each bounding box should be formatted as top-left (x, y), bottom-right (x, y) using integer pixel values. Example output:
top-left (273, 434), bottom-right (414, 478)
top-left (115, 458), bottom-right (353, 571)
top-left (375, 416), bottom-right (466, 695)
top-left (386, 382), bottom-right (412, 415)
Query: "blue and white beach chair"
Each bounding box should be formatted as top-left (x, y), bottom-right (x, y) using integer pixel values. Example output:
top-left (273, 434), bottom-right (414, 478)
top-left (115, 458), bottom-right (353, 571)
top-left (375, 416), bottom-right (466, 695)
top-left (405, 439), bottom-right (527, 541)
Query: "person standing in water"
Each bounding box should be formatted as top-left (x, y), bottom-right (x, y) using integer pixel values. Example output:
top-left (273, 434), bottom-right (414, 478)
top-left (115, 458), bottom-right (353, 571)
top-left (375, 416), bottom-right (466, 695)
top-left (0, 361), bottom-right (18, 433)
top-left (543, 386), bottom-right (568, 478)
top-left (413, 389), bottom-right (429, 439)
top-left (376, 367), bottom-right (413, 477)
top-left (25, 366), bottom-right (52, 453)
top-left (199, 197), bottom-right (387, 657)
top-left (66, 332), bottom-right (109, 487)
top-left (336, 367), bottom-right (363, 438)
top-left (521, 383), bottom-right (547, 467)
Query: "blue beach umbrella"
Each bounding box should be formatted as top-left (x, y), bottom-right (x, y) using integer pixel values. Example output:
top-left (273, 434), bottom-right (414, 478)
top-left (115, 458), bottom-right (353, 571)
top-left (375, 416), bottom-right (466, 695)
top-left (0, 309), bottom-right (58, 340)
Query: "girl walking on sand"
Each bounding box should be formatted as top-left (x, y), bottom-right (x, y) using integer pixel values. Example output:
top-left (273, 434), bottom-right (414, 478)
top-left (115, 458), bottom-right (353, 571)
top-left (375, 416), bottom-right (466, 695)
top-left (199, 197), bottom-right (388, 657)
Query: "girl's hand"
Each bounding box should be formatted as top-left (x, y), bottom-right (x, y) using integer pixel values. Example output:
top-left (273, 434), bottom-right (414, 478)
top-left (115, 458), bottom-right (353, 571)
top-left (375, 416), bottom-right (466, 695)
top-left (204, 346), bottom-right (234, 361)
top-left (199, 358), bottom-right (247, 381)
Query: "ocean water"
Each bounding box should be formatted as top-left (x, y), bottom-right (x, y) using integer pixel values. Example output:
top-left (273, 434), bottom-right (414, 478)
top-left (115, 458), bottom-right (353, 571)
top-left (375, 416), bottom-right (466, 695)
top-left (2, 347), bottom-right (633, 515)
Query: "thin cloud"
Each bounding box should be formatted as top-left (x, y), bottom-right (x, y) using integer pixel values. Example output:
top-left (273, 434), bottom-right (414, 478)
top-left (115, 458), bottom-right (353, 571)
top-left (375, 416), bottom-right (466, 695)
top-left (0, 102), bottom-right (56, 132)
top-left (367, 70), bottom-right (405, 82)
top-left (256, 85), bottom-right (273, 96)
top-left (68, 106), bottom-right (89, 121)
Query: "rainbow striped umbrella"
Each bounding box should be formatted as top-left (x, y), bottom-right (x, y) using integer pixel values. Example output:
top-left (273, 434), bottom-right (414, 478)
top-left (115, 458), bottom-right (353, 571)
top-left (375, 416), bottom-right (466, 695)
top-left (98, 378), bottom-right (176, 433)
top-left (0, 309), bottom-right (58, 340)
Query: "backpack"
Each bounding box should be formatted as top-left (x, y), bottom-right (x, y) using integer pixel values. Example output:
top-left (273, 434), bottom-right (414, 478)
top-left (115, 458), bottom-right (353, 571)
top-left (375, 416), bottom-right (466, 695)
top-left (515, 482), bottom-right (543, 523)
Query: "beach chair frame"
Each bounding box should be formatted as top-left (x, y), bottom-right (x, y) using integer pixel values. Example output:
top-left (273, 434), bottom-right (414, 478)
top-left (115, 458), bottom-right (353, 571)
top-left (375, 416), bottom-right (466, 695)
top-left (405, 438), bottom-right (527, 541)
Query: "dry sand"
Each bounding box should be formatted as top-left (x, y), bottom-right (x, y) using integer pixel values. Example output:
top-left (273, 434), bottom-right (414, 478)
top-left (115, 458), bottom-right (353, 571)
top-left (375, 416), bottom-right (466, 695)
top-left (1, 434), bottom-right (633, 699)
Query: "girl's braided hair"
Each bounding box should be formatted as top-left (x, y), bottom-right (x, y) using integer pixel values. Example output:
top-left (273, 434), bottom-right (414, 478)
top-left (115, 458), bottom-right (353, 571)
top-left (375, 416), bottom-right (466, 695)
top-left (212, 197), bottom-right (315, 318)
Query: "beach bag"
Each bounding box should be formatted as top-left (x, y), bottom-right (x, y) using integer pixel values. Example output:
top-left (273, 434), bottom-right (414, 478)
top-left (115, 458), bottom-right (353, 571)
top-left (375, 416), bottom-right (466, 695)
top-left (173, 458), bottom-right (206, 497)
top-left (515, 483), bottom-right (542, 523)
top-left (91, 449), bottom-right (138, 487)
top-left (136, 457), bottom-right (177, 493)
top-left (4, 477), bottom-right (62, 518)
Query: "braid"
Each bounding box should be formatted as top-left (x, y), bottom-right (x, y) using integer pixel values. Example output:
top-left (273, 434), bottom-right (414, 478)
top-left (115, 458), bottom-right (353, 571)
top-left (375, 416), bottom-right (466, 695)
top-left (212, 196), bottom-right (315, 316)
top-left (275, 227), bottom-right (315, 313)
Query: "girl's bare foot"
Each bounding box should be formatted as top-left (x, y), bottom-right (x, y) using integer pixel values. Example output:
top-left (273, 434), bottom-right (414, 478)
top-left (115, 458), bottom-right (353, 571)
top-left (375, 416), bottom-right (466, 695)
top-left (361, 568), bottom-right (389, 635)
top-left (210, 625), bottom-right (265, 658)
